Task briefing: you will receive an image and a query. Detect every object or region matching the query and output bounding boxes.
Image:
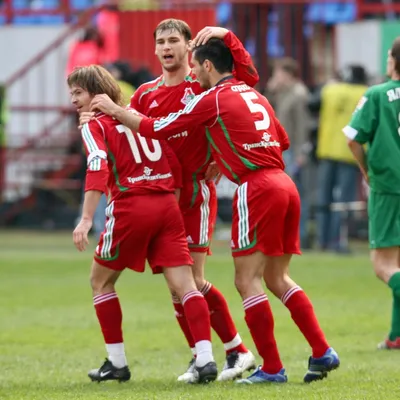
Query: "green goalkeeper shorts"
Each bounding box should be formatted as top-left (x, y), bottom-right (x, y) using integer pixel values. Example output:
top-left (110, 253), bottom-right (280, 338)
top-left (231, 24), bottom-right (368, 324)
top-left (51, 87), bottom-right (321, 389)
top-left (368, 191), bottom-right (400, 249)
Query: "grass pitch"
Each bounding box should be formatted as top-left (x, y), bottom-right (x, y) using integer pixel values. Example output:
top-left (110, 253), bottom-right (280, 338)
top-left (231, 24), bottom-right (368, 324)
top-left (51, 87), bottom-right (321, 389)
top-left (1, 230), bottom-right (399, 400)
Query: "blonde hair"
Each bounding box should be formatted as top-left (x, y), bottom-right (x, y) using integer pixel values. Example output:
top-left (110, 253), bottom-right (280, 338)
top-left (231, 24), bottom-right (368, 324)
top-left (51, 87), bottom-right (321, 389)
top-left (154, 18), bottom-right (192, 42)
top-left (67, 65), bottom-right (124, 106)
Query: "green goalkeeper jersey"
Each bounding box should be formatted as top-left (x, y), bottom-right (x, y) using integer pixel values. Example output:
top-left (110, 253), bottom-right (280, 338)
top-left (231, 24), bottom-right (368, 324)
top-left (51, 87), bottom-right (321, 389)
top-left (343, 79), bottom-right (400, 194)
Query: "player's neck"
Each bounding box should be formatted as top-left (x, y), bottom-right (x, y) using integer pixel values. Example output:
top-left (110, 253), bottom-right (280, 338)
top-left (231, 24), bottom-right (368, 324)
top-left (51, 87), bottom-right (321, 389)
top-left (391, 72), bottom-right (400, 81)
top-left (162, 65), bottom-right (192, 87)
top-left (211, 72), bottom-right (234, 87)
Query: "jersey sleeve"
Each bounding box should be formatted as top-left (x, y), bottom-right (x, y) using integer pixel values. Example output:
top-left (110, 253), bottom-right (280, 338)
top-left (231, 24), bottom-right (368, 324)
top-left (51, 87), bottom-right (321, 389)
top-left (138, 90), bottom-right (217, 140)
top-left (342, 88), bottom-right (378, 144)
top-left (81, 120), bottom-right (108, 193)
top-left (160, 141), bottom-right (182, 189)
top-left (224, 31), bottom-right (259, 87)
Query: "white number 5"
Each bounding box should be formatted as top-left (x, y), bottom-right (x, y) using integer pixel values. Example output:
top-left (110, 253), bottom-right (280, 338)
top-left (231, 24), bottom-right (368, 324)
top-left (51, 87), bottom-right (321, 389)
top-left (116, 124), bottom-right (162, 163)
top-left (240, 92), bottom-right (270, 130)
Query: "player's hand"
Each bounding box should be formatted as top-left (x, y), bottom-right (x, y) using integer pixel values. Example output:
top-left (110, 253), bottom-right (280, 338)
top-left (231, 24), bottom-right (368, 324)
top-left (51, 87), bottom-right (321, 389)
top-left (205, 161), bottom-right (221, 182)
top-left (192, 26), bottom-right (229, 47)
top-left (73, 218), bottom-right (92, 252)
top-left (90, 94), bottom-right (120, 116)
top-left (78, 112), bottom-right (96, 129)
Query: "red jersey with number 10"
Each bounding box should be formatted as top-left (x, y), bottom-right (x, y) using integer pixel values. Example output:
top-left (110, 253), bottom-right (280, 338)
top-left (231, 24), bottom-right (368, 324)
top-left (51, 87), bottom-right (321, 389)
top-left (139, 79), bottom-right (290, 185)
top-left (130, 31), bottom-right (259, 182)
top-left (82, 112), bottom-right (181, 200)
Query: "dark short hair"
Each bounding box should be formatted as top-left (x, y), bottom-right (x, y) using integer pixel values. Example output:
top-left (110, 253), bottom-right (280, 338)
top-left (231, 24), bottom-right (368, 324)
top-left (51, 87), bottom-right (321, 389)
top-left (391, 37), bottom-right (400, 75)
top-left (154, 19), bottom-right (192, 41)
top-left (193, 38), bottom-right (233, 74)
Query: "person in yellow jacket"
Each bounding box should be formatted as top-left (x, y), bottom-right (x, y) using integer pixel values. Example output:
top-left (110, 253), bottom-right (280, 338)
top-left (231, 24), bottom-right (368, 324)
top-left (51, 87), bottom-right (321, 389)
top-left (315, 65), bottom-right (367, 252)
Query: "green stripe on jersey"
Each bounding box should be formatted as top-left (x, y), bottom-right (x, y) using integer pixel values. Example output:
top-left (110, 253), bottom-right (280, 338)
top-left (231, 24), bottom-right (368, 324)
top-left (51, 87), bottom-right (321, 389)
top-left (205, 128), bottom-right (240, 184)
top-left (190, 142), bottom-right (212, 208)
top-left (184, 75), bottom-right (199, 83)
top-left (106, 145), bottom-right (129, 192)
top-left (139, 78), bottom-right (165, 103)
top-left (217, 117), bottom-right (259, 171)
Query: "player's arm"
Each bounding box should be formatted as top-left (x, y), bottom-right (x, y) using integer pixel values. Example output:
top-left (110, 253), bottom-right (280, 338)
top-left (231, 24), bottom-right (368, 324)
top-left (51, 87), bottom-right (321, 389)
top-left (342, 89), bottom-right (378, 183)
top-left (138, 92), bottom-right (217, 140)
top-left (192, 26), bottom-right (259, 87)
top-left (74, 121), bottom-right (108, 251)
top-left (90, 91), bottom-right (217, 140)
top-left (224, 31), bottom-right (259, 87)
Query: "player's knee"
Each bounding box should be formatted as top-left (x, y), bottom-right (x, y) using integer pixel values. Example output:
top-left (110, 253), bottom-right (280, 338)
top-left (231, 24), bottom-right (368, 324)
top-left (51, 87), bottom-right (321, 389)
top-left (235, 275), bottom-right (259, 299)
top-left (194, 276), bottom-right (206, 291)
top-left (264, 275), bottom-right (288, 298)
top-left (90, 273), bottom-right (114, 295)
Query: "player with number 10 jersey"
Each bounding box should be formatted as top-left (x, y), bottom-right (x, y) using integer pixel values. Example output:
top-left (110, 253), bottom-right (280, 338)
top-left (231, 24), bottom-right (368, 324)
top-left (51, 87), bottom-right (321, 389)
top-left (82, 110), bottom-right (191, 272)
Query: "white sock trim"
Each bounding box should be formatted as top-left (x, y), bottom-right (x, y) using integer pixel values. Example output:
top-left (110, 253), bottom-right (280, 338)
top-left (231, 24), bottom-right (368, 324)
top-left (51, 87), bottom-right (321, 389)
top-left (281, 286), bottom-right (302, 305)
top-left (93, 292), bottom-right (118, 306)
top-left (182, 290), bottom-right (203, 305)
top-left (243, 293), bottom-right (268, 310)
top-left (223, 333), bottom-right (242, 351)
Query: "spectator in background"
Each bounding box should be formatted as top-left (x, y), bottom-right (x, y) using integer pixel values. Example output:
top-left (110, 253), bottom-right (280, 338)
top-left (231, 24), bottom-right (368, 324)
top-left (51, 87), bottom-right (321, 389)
top-left (315, 65), bottom-right (367, 253)
top-left (96, 5), bottom-right (119, 64)
top-left (104, 61), bottom-right (136, 105)
top-left (265, 57), bottom-right (311, 248)
top-left (66, 26), bottom-right (103, 76)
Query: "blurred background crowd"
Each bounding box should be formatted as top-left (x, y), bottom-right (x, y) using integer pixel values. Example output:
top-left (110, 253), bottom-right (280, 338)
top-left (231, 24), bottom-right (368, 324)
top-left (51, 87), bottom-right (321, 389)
top-left (0, 0), bottom-right (396, 252)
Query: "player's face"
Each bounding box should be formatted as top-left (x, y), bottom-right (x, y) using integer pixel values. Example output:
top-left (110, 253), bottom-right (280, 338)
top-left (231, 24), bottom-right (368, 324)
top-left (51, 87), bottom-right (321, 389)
top-left (155, 29), bottom-right (189, 72)
top-left (387, 49), bottom-right (395, 76)
top-left (70, 85), bottom-right (93, 114)
top-left (191, 55), bottom-right (211, 89)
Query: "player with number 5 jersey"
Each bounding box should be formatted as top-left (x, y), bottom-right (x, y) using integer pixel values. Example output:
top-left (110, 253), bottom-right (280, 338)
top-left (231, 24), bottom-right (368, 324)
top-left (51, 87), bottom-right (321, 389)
top-left (96, 38), bottom-right (340, 384)
top-left (69, 65), bottom-right (218, 384)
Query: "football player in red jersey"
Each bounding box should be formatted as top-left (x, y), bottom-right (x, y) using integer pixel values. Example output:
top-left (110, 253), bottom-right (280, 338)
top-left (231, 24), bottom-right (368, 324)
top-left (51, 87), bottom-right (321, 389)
top-left (80, 21), bottom-right (257, 383)
top-left (91, 38), bottom-right (340, 385)
top-left (69, 65), bottom-right (217, 384)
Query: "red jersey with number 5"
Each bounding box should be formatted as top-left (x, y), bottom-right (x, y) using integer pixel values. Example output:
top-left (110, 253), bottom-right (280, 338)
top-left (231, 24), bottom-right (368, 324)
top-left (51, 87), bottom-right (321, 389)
top-left (81, 112), bottom-right (182, 199)
top-left (138, 78), bottom-right (290, 185)
top-left (130, 31), bottom-right (259, 182)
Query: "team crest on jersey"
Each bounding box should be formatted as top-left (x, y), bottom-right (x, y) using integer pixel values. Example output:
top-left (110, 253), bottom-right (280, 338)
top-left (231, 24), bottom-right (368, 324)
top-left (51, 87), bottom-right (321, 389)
top-left (143, 167), bottom-right (153, 176)
top-left (181, 88), bottom-right (195, 105)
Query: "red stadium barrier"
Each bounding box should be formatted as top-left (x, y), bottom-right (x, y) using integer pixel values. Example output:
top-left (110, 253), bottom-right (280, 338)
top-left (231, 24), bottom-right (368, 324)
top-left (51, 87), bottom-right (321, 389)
top-left (119, 8), bottom-right (216, 77)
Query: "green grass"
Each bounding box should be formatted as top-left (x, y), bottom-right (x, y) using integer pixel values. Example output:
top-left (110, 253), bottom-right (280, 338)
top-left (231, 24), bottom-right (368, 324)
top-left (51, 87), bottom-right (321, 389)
top-left (1, 231), bottom-right (400, 399)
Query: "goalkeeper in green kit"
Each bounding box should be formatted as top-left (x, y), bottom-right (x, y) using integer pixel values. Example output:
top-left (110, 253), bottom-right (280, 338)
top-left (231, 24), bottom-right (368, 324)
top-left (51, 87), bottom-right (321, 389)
top-left (343, 38), bottom-right (400, 349)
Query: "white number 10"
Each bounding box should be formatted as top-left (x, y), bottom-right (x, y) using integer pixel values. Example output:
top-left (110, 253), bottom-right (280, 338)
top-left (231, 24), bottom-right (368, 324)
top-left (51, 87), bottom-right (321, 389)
top-left (240, 92), bottom-right (270, 131)
top-left (116, 124), bottom-right (162, 163)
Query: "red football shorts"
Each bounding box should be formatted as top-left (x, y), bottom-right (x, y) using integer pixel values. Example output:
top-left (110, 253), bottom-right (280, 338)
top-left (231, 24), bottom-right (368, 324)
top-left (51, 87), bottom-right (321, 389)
top-left (179, 179), bottom-right (217, 254)
top-left (231, 170), bottom-right (301, 257)
top-left (94, 193), bottom-right (193, 273)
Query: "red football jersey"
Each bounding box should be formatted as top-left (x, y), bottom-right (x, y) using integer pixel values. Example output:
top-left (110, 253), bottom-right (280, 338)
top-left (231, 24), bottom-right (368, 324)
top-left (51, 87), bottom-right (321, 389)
top-left (139, 78), bottom-right (290, 185)
top-left (130, 31), bottom-right (259, 183)
top-left (81, 112), bottom-right (181, 199)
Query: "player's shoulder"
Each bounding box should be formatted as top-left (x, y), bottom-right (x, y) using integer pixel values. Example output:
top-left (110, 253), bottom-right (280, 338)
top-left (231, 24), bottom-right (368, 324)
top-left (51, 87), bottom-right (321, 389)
top-left (134, 76), bottom-right (164, 102)
top-left (88, 112), bottom-right (118, 132)
top-left (365, 81), bottom-right (393, 97)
